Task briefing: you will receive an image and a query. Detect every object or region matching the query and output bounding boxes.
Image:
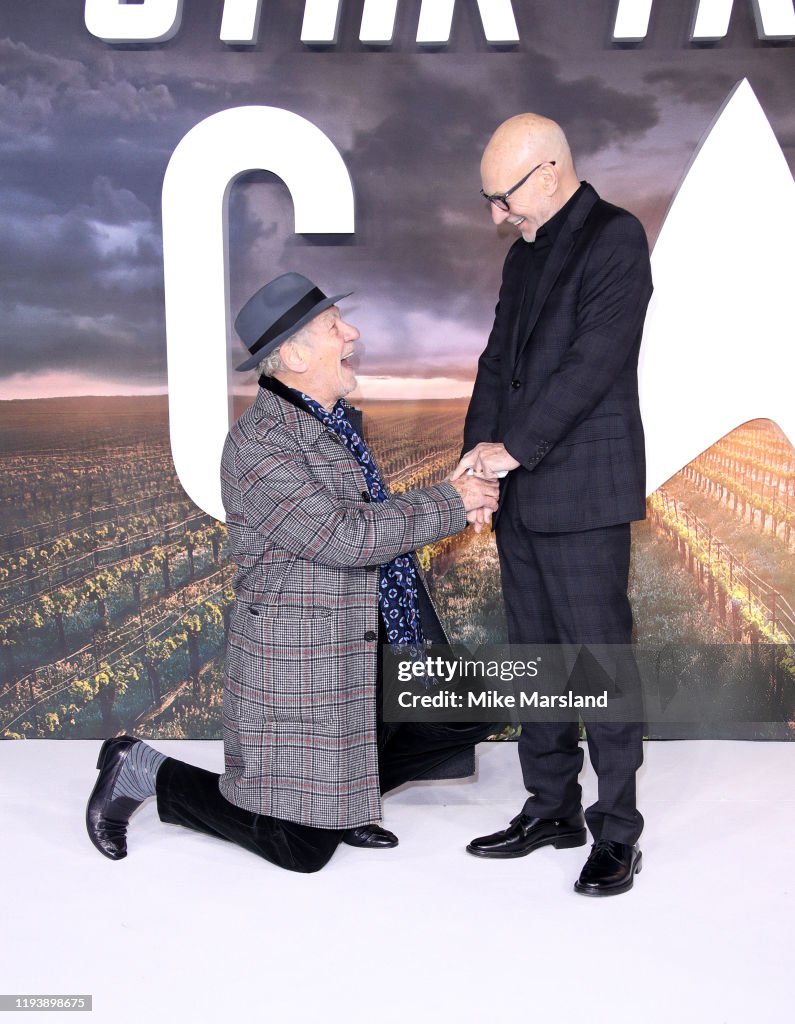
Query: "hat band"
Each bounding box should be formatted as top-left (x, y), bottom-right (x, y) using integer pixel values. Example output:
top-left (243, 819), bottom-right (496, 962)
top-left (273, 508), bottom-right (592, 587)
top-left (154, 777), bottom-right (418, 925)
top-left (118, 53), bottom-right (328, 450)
top-left (247, 287), bottom-right (327, 359)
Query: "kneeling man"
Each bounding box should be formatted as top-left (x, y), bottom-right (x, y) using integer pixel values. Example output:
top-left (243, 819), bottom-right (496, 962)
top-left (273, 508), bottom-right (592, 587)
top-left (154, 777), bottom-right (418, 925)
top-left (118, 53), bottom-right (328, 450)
top-left (86, 273), bottom-right (498, 872)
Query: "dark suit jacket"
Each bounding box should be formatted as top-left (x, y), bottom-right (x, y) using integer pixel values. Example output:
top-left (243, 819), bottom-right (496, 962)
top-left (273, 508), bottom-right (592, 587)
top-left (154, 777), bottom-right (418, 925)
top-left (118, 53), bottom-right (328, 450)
top-left (463, 183), bottom-right (653, 533)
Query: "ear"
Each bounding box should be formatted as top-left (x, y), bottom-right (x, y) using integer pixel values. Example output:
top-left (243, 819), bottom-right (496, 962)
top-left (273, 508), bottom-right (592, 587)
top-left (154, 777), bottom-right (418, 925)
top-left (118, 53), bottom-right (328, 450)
top-left (539, 161), bottom-right (558, 195)
top-left (279, 338), bottom-right (309, 374)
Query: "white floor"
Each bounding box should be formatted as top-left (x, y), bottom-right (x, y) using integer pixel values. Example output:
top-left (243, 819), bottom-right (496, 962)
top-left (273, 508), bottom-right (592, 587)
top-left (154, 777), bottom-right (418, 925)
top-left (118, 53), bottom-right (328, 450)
top-left (1, 739), bottom-right (792, 1024)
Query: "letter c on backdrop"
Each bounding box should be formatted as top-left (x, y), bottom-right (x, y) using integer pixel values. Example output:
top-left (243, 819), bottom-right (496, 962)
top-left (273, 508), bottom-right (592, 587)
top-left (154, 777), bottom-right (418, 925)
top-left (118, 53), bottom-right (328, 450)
top-left (162, 106), bottom-right (355, 521)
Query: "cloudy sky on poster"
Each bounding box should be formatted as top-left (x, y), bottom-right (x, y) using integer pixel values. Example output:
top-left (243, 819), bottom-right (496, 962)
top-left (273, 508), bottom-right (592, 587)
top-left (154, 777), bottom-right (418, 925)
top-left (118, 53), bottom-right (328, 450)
top-left (0, 0), bottom-right (793, 399)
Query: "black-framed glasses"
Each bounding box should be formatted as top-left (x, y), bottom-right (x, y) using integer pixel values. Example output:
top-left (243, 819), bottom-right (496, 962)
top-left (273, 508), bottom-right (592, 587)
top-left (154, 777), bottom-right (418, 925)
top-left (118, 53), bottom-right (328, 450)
top-left (480, 160), bottom-right (556, 212)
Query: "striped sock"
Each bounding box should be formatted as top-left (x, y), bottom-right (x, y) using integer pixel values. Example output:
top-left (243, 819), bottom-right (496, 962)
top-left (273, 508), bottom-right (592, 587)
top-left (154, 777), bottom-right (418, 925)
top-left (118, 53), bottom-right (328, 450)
top-left (110, 741), bottom-right (167, 803)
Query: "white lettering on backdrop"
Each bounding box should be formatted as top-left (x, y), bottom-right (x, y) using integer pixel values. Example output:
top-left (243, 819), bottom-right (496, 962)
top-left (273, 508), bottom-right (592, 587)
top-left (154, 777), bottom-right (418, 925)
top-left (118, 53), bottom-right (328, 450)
top-left (612, 0), bottom-right (795, 41)
top-left (162, 107), bottom-right (354, 521)
top-left (84, 0), bottom-right (520, 45)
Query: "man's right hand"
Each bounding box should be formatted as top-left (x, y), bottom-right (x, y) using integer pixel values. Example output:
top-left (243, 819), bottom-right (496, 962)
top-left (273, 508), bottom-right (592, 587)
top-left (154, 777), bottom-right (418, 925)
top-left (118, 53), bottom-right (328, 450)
top-left (448, 473), bottom-right (500, 519)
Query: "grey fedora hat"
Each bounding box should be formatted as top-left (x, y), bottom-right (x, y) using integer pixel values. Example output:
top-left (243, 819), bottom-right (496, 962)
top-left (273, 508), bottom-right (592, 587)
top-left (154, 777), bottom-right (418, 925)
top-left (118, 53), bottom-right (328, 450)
top-left (234, 272), bottom-right (352, 372)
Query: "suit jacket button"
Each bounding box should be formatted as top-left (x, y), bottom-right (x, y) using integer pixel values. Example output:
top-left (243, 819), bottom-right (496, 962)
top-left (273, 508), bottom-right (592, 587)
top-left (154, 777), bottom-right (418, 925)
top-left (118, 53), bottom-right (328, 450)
top-left (511, 379), bottom-right (521, 390)
top-left (361, 491), bottom-right (371, 502)
top-left (364, 630), bottom-right (378, 641)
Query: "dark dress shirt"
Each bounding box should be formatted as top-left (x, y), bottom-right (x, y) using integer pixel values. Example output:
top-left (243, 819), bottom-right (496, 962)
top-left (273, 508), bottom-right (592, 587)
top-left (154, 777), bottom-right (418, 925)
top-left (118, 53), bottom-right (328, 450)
top-left (517, 183), bottom-right (586, 345)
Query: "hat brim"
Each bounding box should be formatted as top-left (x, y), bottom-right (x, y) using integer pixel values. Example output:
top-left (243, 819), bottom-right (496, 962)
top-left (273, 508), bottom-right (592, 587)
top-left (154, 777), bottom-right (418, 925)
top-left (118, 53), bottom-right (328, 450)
top-left (235, 291), bottom-right (353, 372)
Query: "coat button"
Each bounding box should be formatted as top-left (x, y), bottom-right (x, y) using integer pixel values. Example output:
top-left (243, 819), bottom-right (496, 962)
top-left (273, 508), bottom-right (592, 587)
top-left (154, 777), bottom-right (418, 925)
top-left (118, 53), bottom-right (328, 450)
top-left (364, 630), bottom-right (378, 641)
top-left (361, 491), bottom-right (371, 502)
top-left (511, 379), bottom-right (521, 390)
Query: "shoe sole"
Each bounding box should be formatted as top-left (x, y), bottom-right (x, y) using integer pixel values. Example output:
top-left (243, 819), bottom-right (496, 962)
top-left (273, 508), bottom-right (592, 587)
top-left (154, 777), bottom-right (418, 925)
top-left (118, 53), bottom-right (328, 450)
top-left (573, 852), bottom-right (643, 897)
top-left (466, 828), bottom-right (588, 858)
top-left (342, 839), bottom-right (399, 849)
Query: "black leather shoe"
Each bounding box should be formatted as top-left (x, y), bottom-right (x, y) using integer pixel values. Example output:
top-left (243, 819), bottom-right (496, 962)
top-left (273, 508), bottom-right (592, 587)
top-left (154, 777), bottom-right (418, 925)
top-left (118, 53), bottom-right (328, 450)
top-left (86, 735), bottom-right (145, 860)
top-left (342, 824), bottom-right (399, 849)
top-left (466, 809), bottom-right (587, 858)
top-left (574, 840), bottom-right (642, 897)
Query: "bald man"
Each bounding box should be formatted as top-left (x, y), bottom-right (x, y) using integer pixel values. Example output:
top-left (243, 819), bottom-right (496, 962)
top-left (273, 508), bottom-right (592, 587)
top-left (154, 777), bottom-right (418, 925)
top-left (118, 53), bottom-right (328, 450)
top-left (455, 115), bottom-right (652, 896)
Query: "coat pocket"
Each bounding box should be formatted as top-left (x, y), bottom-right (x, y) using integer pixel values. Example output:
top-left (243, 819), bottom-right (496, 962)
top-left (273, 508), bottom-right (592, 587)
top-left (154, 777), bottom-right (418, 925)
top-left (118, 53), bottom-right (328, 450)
top-left (560, 414), bottom-right (625, 446)
top-left (236, 610), bottom-right (339, 724)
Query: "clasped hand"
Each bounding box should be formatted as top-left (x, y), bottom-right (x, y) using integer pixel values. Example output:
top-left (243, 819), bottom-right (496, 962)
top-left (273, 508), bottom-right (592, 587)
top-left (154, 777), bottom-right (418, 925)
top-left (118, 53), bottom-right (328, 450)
top-left (447, 443), bottom-right (520, 533)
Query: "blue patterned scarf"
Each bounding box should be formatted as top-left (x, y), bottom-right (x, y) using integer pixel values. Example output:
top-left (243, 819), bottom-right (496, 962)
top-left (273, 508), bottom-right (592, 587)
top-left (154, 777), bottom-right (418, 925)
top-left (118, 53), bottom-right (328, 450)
top-left (298, 391), bottom-right (424, 647)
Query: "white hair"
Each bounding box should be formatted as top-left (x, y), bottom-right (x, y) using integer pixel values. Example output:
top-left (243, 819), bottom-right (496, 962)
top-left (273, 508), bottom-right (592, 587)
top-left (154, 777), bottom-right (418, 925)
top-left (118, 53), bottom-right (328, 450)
top-left (255, 323), bottom-right (312, 377)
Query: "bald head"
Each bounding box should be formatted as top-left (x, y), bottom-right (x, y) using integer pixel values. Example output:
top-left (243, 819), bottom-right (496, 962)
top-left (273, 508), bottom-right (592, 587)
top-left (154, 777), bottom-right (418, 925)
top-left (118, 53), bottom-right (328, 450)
top-left (480, 114), bottom-right (580, 241)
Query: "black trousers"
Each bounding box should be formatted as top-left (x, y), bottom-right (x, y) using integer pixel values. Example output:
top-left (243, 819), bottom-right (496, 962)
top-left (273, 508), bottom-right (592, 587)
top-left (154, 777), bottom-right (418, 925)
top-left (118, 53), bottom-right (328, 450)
top-left (156, 717), bottom-right (492, 873)
top-left (496, 487), bottom-right (644, 845)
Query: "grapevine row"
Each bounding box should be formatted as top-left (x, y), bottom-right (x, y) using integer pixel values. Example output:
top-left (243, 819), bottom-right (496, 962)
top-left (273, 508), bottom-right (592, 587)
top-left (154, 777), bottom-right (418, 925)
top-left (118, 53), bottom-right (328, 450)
top-left (648, 490), bottom-right (795, 642)
top-left (0, 498), bottom-right (204, 581)
top-left (0, 524), bottom-right (229, 689)
top-left (0, 512), bottom-right (221, 604)
top-left (0, 487), bottom-right (189, 552)
top-left (682, 462), bottom-right (795, 543)
top-left (2, 576), bottom-right (235, 739)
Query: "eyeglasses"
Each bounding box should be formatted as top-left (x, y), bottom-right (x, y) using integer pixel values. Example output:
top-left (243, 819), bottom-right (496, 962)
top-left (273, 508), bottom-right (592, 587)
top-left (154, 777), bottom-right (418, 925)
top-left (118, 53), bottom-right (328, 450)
top-left (480, 160), bottom-right (556, 212)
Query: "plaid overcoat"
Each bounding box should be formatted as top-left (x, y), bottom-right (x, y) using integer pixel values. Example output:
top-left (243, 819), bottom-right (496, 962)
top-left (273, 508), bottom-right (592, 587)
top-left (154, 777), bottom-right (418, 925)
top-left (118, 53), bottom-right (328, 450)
top-left (218, 376), bottom-right (467, 828)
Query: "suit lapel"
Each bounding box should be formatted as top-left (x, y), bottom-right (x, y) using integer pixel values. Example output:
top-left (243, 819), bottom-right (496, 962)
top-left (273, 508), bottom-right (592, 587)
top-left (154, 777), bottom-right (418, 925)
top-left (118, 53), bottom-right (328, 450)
top-left (512, 183), bottom-right (599, 370)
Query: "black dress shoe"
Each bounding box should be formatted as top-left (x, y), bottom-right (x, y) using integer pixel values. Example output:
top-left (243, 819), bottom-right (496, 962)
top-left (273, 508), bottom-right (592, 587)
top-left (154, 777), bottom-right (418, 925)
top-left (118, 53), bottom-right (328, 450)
top-left (342, 824), bottom-right (399, 849)
top-left (86, 735), bottom-right (144, 860)
top-left (466, 809), bottom-right (587, 858)
top-left (574, 840), bottom-right (642, 897)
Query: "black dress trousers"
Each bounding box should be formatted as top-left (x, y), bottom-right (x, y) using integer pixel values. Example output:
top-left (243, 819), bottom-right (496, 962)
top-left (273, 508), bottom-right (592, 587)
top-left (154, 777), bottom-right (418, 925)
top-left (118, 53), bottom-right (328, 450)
top-left (495, 483), bottom-right (644, 845)
top-left (155, 628), bottom-right (493, 872)
top-left (155, 721), bottom-right (491, 873)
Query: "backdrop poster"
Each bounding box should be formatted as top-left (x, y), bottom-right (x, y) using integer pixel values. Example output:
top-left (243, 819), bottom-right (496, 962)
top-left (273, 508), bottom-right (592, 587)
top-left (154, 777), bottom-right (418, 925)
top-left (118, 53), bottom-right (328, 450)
top-left (0, 1), bottom-right (793, 741)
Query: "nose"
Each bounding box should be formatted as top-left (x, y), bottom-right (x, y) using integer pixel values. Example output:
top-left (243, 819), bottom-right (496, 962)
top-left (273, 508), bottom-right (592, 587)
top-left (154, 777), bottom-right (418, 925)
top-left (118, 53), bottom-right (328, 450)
top-left (341, 318), bottom-right (360, 342)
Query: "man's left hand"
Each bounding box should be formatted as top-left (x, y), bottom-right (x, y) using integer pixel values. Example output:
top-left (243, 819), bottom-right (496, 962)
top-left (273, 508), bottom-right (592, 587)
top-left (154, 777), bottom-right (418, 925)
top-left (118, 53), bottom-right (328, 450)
top-left (451, 443), bottom-right (520, 480)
